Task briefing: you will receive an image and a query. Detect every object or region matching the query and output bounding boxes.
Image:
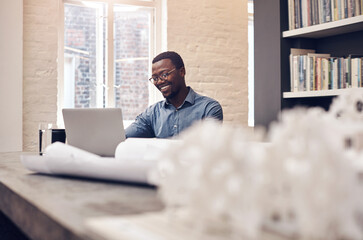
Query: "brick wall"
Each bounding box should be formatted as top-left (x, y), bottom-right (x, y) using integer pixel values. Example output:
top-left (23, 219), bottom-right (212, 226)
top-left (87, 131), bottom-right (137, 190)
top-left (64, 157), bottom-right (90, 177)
top-left (22, 0), bottom-right (249, 151)
top-left (167, 0), bottom-right (249, 125)
top-left (23, 0), bottom-right (58, 151)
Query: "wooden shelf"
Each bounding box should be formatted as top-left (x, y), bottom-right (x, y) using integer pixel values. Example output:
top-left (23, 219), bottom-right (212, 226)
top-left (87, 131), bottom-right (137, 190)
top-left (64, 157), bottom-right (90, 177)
top-left (283, 15), bottom-right (363, 38)
top-left (283, 88), bottom-right (360, 98)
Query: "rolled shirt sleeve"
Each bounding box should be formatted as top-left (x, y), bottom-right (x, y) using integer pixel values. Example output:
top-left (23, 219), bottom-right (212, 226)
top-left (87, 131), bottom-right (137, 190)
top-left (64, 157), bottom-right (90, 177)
top-left (205, 100), bottom-right (223, 121)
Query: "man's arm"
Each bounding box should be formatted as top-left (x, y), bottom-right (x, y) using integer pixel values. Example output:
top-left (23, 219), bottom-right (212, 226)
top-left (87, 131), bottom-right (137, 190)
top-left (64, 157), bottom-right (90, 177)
top-left (205, 101), bottom-right (223, 121)
top-left (125, 111), bottom-right (155, 138)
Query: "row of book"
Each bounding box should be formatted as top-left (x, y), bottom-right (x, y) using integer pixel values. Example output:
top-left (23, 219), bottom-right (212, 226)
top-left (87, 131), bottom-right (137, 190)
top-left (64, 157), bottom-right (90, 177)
top-left (288, 0), bottom-right (363, 30)
top-left (290, 48), bottom-right (363, 92)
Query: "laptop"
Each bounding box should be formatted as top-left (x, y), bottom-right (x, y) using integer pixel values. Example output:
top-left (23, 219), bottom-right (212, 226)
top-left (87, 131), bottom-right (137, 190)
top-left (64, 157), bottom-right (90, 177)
top-left (62, 108), bottom-right (126, 157)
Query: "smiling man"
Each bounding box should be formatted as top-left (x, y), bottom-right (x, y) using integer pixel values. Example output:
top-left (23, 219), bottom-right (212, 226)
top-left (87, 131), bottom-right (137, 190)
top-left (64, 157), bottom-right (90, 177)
top-left (125, 51), bottom-right (223, 138)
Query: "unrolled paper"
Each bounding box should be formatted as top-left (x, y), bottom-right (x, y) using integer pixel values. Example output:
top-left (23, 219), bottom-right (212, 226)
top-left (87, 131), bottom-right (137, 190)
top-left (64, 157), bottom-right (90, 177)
top-left (21, 138), bottom-right (178, 184)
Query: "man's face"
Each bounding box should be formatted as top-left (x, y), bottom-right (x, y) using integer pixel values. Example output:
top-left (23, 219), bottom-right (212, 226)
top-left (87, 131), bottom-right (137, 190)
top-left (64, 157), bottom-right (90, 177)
top-left (151, 59), bottom-right (185, 99)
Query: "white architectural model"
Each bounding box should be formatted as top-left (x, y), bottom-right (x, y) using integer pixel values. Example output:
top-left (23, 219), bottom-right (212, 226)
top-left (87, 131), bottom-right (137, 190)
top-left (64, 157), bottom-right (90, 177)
top-left (153, 89), bottom-right (363, 240)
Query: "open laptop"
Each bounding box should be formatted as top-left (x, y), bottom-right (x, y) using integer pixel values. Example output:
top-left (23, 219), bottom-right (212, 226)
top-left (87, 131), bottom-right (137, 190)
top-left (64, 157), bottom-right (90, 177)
top-left (62, 108), bottom-right (126, 157)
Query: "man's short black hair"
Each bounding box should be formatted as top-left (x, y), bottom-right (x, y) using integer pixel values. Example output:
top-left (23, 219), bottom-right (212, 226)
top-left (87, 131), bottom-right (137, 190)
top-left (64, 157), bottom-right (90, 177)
top-left (152, 51), bottom-right (185, 69)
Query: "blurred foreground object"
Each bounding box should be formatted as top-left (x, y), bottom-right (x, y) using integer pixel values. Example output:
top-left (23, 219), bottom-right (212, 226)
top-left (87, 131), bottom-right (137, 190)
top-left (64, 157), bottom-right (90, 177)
top-left (151, 88), bottom-right (363, 240)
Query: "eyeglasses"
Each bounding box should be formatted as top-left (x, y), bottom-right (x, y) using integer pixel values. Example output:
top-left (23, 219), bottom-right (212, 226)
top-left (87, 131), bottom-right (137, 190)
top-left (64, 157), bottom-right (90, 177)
top-left (149, 68), bottom-right (176, 84)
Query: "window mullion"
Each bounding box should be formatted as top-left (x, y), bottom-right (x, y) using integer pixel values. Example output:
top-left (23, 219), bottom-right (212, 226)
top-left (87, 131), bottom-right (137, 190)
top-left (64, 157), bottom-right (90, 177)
top-left (96, 6), bottom-right (104, 108)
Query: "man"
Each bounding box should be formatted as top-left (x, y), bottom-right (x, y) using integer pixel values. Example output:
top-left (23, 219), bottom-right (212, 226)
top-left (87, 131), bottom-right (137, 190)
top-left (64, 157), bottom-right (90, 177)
top-left (125, 51), bottom-right (223, 138)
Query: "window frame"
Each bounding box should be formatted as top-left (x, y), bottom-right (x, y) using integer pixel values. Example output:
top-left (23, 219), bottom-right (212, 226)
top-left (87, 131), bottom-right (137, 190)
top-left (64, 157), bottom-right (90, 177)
top-left (57, 0), bottom-right (165, 127)
top-left (248, 0), bottom-right (254, 127)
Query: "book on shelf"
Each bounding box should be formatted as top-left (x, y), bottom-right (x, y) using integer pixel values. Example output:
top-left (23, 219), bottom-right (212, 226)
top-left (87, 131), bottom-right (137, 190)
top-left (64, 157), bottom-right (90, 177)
top-left (298, 56), bottom-right (304, 91)
top-left (324, 0), bottom-right (332, 23)
top-left (337, 0), bottom-right (342, 20)
top-left (338, 57), bottom-right (345, 88)
top-left (329, 57), bottom-right (336, 89)
top-left (302, 0), bottom-right (306, 27)
top-left (341, 57), bottom-right (348, 88)
top-left (331, 0), bottom-right (339, 21)
top-left (349, 54), bottom-right (363, 87)
top-left (288, 0), bottom-right (295, 29)
top-left (322, 58), bottom-right (329, 90)
top-left (307, 53), bottom-right (313, 91)
top-left (314, 0), bottom-right (319, 25)
top-left (290, 48), bottom-right (316, 92)
top-left (347, 0), bottom-right (352, 18)
top-left (288, 49), bottom-right (363, 92)
top-left (333, 57), bottom-right (338, 89)
top-left (287, 0), bottom-right (363, 30)
top-left (307, 53), bottom-right (331, 90)
top-left (293, 55), bottom-right (298, 92)
top-left (316, 57), bottom-right (322, 90)
top-left (351, 57), bottom-right (359, 87)
top-left (347, 56), bottom-right (351, 87)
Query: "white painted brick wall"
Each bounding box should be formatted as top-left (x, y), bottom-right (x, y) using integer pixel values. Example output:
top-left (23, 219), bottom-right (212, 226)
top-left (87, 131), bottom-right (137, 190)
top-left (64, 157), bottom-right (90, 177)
top-left (22, 0), bottom-right (249, 151)
top-left (23, 0), bottom-right (58, 151)
top-left (167, 0), bottom-right (249, 125)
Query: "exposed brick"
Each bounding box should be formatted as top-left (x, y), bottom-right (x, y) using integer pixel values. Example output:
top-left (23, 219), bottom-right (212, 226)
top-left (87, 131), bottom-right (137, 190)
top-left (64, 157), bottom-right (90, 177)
top-left (23, 0), bottom-right (58, 151)
top-left (167, 0), bottom-right (249, 125)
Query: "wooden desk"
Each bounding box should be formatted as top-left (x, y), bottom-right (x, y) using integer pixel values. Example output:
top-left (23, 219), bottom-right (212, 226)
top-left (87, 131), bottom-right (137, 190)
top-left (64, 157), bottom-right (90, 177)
top-left (0, 152), bottom-right (164, 240)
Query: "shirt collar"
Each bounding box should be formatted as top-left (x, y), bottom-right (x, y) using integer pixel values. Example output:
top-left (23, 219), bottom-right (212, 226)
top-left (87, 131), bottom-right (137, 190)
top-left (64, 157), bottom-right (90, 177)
top-left (163, 87), bottom-right (196, 108)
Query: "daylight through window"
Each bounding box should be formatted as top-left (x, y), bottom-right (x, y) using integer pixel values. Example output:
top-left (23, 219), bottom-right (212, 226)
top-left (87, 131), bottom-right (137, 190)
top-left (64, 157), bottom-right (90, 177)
top-left (62, 0), bottom-right (159, 121)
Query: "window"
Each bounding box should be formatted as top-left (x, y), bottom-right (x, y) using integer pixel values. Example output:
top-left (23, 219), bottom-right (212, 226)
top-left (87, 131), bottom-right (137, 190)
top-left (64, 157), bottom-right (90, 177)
top-left (58, 0), bottom-right (164, 126)
top-left (63, 2), bottom-right (106, 109)
top-left (113, 5), bottom-right (152, 119)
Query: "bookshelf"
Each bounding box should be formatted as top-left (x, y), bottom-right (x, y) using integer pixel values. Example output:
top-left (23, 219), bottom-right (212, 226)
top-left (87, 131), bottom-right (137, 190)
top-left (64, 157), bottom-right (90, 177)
top-left (254, 0), bottom-right (363, 128)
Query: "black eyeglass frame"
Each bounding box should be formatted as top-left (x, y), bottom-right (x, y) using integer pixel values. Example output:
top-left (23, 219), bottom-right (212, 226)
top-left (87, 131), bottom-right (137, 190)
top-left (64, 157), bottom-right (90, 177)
top-left (148, 68), bottom-right (176, 84)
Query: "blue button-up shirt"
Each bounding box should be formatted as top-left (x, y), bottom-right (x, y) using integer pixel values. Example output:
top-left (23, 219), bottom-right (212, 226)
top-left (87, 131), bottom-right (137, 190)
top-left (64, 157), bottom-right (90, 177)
top-left (125, 87), bottom-right (223, 138)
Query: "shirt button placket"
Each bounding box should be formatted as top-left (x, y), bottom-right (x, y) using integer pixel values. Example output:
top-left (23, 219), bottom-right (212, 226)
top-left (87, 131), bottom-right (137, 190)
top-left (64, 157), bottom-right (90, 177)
top-left (173, 109), bottom-right (179, 135)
